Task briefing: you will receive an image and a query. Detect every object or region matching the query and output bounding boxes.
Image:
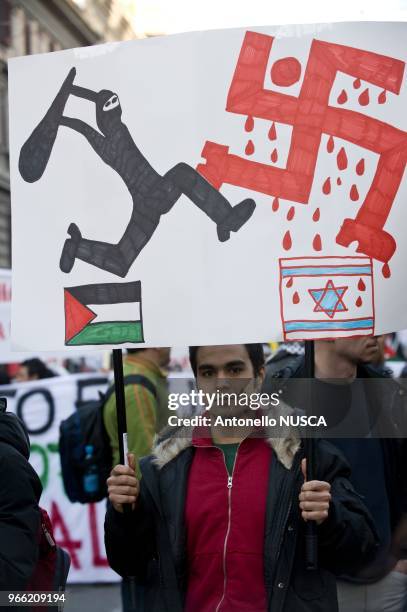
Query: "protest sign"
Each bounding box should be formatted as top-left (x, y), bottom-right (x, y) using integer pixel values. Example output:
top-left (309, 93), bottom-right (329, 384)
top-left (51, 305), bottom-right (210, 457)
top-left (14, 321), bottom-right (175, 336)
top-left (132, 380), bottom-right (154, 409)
top-left (8, 22), bottom-right (407, 349)
top-left (1, 373), bottom-right (117, 583)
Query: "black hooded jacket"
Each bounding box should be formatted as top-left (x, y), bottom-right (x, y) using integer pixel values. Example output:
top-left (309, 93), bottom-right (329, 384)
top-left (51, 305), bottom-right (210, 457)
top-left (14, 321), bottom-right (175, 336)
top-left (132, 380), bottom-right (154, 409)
top-left (0, 410), bottom-right (42, 590)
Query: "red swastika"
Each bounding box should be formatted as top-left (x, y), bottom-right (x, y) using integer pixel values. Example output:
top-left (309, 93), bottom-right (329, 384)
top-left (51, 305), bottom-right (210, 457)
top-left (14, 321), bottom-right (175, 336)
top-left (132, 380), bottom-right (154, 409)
top-left (197, 31), bottom-right (406, 263)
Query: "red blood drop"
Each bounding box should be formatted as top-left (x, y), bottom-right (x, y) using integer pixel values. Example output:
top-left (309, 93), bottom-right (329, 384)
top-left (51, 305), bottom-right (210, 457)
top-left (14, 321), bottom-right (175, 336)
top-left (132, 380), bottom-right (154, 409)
top-left (350, 184), bottom-right (359, 201)
top-left (327, 135), bottom-right (335, 153)
top-left (356, 296), bottom-right (363, 307)
top-left (382, 263), bottom-right (391, 278)
top-left (378, 90), bottom-right (387, 104)
top-left (358, 278), bottom-right (366, 291)
top-left (245, 115), bottom-right (254, 132)
top-left (356, 158), bottom-right (365, 176)
top-left (292, 291), bottom-right (300, 304)
top-left (268, 122), bottom-right (277, 140)
top-left (271, 148), bottom-right (278, 163)
top-left (245, 139), bottom-right (255, 155)
top-left (312, 233), bottom-right (322, 251)
top-left (287, 206), bottom-right (295, 221)
top-left (337, 177), bottom-right (342, 186)
top-left (337, 89), bottom-right (348, 104)
top-left (322, 177), bottom-right (331, 195)
top-left (353, 78), bottom-right (361, 89)
top-left (312, 208), bottom-right (320, 222)
top-left (286, 277), bottom-right (293, 288)
top-left (272, 197), bottom-right (279, 212)
top-left (358, 88), bottom-right (370, 106)
top-left (337, 147), bottom-right (348, 171)
top-left (283, 230), bottom-right (292, 251)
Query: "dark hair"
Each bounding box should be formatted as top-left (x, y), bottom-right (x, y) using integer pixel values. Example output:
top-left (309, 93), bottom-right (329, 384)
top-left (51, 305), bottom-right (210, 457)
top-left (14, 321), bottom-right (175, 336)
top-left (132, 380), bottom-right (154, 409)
top-left (189, 344), bottom-right (265, 377)
top-left (126, 348), bottom-right (146, 355)
top-left (21, 358), bottom-right (55, 379)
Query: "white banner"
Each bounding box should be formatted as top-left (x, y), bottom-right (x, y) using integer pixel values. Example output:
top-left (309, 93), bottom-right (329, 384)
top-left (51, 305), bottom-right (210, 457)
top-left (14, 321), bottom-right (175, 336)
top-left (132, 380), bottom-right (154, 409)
top-left (9, 22), bottom-right (407, 350)
top-left (1, 373), bottom-right (119, 583)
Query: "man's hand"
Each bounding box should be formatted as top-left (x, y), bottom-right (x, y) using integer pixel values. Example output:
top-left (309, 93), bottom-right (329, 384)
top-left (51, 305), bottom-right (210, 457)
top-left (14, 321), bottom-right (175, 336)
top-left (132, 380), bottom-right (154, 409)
top-left (107, 453), bottom-right (140, 513)
top-left (299, 458), bottom-right (331, 525)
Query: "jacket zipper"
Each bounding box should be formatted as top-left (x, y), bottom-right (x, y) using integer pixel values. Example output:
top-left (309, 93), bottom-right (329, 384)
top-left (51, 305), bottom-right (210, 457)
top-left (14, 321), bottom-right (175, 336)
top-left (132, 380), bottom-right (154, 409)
top-left (215, 445), bottom-right (240, 612)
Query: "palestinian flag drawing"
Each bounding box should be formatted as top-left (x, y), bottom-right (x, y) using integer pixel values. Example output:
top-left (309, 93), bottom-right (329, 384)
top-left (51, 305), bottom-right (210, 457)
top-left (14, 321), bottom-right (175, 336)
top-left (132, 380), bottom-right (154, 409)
top-left (64, 281), bottom-right (144, 346)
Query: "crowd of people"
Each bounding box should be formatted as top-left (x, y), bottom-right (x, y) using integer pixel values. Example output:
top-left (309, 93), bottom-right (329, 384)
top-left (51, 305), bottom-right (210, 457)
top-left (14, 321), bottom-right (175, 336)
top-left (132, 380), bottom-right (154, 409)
top-left (1, 335), bottom-right (407, 611)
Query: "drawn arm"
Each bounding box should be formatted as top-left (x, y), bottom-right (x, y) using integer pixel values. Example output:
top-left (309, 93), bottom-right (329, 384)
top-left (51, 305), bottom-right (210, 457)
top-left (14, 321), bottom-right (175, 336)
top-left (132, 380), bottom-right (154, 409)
top-left (59, 116), bottom-right (106, 155)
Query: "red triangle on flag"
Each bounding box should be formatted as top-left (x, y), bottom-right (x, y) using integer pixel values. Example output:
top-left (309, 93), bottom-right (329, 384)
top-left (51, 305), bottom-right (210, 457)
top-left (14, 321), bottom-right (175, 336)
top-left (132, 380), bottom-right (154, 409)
top-left (64, 289), bottom-right (97, 343)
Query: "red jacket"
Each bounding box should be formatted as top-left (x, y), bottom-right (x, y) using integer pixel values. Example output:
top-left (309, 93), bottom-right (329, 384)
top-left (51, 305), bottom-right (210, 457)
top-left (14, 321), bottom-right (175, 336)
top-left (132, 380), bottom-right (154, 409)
top-left (185, 434), bottom-right (272, 612)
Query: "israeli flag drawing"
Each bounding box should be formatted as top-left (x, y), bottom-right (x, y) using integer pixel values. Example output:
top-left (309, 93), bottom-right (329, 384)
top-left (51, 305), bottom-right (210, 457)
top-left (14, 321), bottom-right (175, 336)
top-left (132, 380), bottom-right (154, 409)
top-left (279, 256), bottom-right (374, 340)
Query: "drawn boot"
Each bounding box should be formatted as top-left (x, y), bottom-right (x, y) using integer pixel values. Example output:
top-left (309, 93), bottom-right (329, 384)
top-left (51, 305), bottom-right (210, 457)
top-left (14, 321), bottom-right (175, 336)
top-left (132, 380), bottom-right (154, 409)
top-left (216, 199), bottom-right (256, 242)
top-left (59, 223), bottom-right (81, 273)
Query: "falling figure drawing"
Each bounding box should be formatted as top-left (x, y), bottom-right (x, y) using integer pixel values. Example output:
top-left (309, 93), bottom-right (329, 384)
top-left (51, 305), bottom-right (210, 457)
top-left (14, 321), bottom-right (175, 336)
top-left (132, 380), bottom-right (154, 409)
top-left (19, 68), bottom-right (256, 278)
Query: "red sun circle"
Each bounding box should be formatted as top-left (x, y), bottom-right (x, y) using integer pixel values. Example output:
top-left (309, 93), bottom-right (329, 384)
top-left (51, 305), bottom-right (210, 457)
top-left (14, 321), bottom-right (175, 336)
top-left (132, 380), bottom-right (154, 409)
top-left (270, 57), bottom-right (302, 87)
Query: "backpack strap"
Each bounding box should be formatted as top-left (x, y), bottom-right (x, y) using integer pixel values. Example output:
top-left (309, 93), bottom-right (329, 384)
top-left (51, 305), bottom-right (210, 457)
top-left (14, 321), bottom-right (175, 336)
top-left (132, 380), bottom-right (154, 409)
top-left (104, 374), bottom-right (158, 404)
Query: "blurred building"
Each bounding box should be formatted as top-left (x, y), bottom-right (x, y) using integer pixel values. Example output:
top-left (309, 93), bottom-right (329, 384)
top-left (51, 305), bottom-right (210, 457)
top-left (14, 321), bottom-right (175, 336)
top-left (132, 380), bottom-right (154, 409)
top-left (0, 0), bottom-right (137, 267)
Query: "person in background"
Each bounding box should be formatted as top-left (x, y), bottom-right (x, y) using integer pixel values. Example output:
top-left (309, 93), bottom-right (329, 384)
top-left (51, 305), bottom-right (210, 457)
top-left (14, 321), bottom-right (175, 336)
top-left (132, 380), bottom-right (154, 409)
top-left (264, 340), bottom-right (304, 377)
top-left (263, 336), bottom-right (407, 612)
top-left (14, 358), bottom-right (56, 382)
top-left (0, 365), bottom-right (10, 385)
top-left (0, 401), bottom-right (42, 592)
top-left (105, 343), bottom-right (378, 612)
top-left (103, 347), bottom-right (170, 476)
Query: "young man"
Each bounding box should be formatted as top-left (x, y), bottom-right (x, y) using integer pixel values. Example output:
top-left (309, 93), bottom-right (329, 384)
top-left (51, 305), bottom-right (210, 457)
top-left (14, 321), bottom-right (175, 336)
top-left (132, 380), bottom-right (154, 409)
top-left (105, 343), bottom-right (378, 612)
top-left (263, 336), bottom-right (407, 612)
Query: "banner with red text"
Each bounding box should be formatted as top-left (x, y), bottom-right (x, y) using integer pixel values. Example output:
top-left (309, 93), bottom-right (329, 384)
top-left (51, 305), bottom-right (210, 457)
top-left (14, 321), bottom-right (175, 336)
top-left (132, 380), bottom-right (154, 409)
top-left (1, 373), bottom-right (118, 583)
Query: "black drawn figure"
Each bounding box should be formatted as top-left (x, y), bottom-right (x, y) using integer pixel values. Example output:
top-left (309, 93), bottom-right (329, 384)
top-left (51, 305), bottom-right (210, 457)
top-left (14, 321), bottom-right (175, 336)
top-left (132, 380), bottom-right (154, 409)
top-left (19, 68), bottom-right (256, 278)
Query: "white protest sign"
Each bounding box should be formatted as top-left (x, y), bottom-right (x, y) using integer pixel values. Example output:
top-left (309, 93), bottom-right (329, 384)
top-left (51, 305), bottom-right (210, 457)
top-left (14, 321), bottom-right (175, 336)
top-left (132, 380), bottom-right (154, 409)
top-left (8, 22), bottom-right (407, 350)
top-left (1, 373), bottom-right (118, 583)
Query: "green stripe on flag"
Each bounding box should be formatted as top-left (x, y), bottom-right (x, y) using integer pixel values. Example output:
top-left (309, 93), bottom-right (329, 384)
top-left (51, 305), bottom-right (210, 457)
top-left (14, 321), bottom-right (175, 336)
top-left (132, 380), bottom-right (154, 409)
top-left (67, 321), bottom-right (144, 346)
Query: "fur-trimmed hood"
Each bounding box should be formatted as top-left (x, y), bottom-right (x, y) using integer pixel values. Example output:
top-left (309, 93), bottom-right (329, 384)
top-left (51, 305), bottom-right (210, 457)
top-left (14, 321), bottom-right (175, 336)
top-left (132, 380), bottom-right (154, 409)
top-left (151, 401), bottom-right (302, 471)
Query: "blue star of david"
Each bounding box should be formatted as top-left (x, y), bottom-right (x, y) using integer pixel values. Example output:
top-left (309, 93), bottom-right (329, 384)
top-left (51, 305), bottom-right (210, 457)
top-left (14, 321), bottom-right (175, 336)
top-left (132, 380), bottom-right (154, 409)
top-left (308, 280), bottom-right (348, 319)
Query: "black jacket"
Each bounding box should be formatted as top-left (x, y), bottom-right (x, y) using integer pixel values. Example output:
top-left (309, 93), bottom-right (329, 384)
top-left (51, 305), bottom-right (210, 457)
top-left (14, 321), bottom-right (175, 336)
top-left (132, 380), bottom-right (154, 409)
top-left (0, 410), bottom-right (42, 590)
top-left (263, 357), bottom-right (407, 573)
top-left (105, 431), bottom-right (378, 612)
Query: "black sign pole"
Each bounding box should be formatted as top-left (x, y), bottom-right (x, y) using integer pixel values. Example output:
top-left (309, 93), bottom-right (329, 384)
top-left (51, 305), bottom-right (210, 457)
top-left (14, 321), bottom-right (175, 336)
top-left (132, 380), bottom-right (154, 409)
top-left (112, 347), bottom-right (137, 605)
top-left (112, 348), bottom-right (128, 467)
top-left (304, 340), bottom-right (318, 570)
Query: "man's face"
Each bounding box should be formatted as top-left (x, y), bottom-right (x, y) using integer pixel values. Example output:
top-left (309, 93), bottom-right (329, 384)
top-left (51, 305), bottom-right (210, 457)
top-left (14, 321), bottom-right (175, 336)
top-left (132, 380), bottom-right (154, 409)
top-left (195, 345), bottom-right (264, 417)
top-left (333, 336), bottom-right (381, 364)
